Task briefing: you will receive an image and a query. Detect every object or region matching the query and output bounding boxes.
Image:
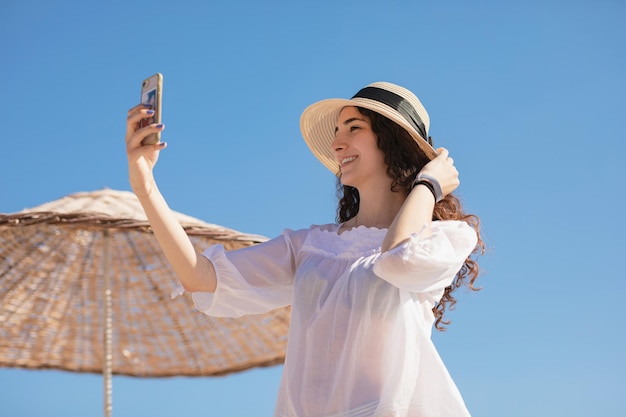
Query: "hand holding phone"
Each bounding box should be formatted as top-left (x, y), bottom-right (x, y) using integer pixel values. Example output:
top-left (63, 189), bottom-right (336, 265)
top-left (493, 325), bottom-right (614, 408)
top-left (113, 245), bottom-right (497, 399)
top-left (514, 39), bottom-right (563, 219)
top-left (139, 73), bottom-right (163, 145)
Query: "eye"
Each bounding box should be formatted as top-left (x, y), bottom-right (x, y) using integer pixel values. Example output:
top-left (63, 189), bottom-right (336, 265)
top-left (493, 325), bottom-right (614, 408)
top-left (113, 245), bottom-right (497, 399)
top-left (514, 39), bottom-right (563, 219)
top-left (350, 125), bottom-right (360, 132)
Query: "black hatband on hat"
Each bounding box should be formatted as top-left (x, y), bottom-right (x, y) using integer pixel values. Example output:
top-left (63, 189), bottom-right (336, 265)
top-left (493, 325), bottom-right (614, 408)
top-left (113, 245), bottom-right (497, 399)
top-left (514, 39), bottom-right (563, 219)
top-left (352, 86), bottom-right (433, 146)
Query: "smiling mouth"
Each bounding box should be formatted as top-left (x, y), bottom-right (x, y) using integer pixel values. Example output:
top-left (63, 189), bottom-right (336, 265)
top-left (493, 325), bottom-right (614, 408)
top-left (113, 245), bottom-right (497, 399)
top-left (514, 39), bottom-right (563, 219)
top-left (340, 156), bottom-right (357, 166)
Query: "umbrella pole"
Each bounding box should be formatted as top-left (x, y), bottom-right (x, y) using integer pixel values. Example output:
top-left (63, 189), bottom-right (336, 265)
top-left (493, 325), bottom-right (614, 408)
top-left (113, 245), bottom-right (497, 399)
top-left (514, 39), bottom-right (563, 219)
top-left (103, 229), bottom-right (113, 417)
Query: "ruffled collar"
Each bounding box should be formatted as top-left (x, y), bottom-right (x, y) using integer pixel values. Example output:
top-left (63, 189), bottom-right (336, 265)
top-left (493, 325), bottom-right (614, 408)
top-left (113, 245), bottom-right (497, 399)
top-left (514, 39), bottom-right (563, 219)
top-left (302, 224), bottom-right (388, 258)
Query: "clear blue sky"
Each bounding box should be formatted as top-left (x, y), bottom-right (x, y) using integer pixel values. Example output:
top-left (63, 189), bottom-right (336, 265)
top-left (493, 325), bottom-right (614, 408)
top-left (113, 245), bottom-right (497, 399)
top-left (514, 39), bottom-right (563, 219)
top-left (1, 1), bottom-right (625, 416)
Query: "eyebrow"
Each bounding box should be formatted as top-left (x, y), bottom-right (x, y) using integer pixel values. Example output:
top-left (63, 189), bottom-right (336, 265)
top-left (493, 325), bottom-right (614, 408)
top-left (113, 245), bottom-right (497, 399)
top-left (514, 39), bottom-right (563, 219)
top-left (334, 117), bottom-right (366, 134)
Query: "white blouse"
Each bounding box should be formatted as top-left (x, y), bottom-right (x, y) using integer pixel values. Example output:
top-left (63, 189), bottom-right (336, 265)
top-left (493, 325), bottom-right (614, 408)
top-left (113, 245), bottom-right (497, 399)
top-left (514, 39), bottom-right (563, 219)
top-left (180, 220), bottom-right (478, 417)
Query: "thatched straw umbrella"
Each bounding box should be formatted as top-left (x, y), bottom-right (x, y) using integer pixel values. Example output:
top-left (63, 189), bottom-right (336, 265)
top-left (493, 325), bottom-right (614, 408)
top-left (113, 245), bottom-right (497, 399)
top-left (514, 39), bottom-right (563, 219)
top-left (0, 189), bottom-right (290, 416)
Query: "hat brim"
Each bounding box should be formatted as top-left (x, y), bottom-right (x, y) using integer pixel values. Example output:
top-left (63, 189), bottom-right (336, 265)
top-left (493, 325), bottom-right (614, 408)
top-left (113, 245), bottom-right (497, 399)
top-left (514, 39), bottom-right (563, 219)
top-left (300, 97), bottom-right (437, 174)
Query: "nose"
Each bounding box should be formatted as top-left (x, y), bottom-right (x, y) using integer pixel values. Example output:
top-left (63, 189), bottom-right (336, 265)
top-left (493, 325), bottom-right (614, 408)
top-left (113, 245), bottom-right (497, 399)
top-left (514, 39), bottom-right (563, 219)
top-left (331, 133), bottom-right (347, 155)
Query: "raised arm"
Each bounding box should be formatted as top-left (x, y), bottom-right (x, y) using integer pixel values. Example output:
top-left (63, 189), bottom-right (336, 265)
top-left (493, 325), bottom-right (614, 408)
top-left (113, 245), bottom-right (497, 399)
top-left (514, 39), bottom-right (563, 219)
top-left (125, 104), bottom-right (216, 292)
top-left (381, 148), bottom-right (460, 252)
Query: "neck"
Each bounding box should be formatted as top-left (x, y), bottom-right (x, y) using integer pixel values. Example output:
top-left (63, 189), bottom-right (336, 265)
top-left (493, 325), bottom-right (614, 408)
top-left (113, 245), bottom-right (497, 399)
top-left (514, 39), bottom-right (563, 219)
top-left (351, 183), bottom-right (406, 229)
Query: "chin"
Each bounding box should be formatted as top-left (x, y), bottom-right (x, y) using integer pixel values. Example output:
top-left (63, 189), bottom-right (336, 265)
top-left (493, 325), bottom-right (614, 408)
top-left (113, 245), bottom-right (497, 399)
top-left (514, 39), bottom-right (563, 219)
top-left (339, 178), bottom-right (358, 188)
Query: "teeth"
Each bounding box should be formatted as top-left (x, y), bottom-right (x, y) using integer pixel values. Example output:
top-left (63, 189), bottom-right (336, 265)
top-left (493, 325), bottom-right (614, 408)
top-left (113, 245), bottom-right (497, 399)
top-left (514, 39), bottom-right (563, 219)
top-left (341, 156), bottom-right (357, 165)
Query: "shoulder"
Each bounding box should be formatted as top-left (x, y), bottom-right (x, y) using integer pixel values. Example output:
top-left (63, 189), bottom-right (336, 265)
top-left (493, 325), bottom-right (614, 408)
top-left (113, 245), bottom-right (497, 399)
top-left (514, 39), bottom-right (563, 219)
top-left (431, 220), bottom-right (478, 249)
top-left (432, 219), bottom-right (476, 235)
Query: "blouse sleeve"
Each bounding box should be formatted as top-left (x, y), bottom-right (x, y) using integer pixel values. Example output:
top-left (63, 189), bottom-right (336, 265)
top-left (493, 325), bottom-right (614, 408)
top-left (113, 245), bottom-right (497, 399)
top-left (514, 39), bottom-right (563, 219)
top-left (182, 228), bottom-right (305, 318)
top-left (372, 220), bottom-right (478, 293)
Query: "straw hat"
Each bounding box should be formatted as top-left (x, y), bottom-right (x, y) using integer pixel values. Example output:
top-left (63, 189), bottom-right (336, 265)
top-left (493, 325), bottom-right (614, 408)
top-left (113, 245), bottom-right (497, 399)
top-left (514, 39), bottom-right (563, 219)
top-left (300, 81), bottom-right (437, 174)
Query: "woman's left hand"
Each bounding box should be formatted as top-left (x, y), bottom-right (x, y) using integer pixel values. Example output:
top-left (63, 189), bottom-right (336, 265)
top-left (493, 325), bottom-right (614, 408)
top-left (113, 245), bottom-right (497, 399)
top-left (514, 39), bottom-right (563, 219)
top-left (418, 147), bottom-right (460, 198)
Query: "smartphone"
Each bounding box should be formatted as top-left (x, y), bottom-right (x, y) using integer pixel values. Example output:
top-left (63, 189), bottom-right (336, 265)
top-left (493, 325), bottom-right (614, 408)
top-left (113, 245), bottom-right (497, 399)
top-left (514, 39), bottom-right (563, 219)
top-left (139, 73), bottom-right (163, 145)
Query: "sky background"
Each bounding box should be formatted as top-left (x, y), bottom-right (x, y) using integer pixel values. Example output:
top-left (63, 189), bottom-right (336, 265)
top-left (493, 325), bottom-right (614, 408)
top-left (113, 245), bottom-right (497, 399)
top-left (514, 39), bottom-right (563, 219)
top-left (1, 0), bottom-right (625, 416)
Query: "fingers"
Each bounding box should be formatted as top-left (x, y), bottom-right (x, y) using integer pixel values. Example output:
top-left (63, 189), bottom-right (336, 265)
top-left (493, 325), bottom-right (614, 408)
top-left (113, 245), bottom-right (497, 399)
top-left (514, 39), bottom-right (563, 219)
top-left (419, 147), bottom-right (461, 197)
top-left (128, 103), bottom-right (152, 114)
top-left (126, 104), bottom-right (154, 137)
top-left (433, 148), bottom-right (454, 166)
top-left (125, 102), bottom-right (166, 149)
top-left (127, 103), bottom-right (152, 120)
top-left (127, 123), bottom-right (165, 148)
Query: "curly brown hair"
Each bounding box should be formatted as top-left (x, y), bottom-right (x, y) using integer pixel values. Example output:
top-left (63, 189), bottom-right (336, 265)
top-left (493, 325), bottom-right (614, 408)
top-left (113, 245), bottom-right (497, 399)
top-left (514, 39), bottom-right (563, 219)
top-left (336, 107), bottom-right (484, 331)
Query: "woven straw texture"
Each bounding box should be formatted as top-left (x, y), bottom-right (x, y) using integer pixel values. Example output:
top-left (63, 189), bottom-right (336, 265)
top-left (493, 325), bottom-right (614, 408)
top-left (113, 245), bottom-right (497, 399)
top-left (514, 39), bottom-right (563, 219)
top-left (0, 189), bottom-right (290, 377)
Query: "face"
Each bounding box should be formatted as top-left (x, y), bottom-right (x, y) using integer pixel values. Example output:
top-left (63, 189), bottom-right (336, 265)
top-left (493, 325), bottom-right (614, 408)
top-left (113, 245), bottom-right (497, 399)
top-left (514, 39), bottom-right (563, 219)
top-left (331, 106), bottom-right (388, 188)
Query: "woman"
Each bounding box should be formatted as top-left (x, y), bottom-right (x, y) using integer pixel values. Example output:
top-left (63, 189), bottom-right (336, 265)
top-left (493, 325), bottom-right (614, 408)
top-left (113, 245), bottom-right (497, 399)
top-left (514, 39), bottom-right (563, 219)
top-left (126, 81), bottom-right (484, 416)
